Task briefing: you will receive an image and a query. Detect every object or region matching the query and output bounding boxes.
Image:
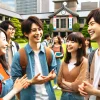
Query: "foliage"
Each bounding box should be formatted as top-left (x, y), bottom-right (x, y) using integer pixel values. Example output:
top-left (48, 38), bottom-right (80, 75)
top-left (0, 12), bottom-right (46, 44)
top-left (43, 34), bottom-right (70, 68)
top-left (14, 38), bottom-right (27, 43)
top-left (43, 20), bottom-right (48, 39)
top-left (72, 23), bottom-right (80, 32)
top-left (10, 17), bottom-right (23, 39)
top-left (81, 24), bottom-right (90, 37)
top-left (48, 23), bottom-right (53, 37)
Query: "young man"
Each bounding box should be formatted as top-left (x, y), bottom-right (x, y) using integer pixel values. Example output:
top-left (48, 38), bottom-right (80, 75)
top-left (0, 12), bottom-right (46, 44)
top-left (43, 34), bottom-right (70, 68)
top-left (0, 21), bottom-right (19, 70)
top-left (11, 16), bottom-right (57, 100)
top-left (42, 34), bottom-right (51, 47)
top-left (78, 8), bottom-right (100, 100)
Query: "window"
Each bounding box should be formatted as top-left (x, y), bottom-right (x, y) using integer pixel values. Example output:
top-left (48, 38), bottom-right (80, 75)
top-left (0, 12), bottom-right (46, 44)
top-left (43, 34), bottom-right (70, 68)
top-left (79, 18), bottom-right (84, 24)
top-left (61, 19), bottom-right (66, 28)
top-left (56, 19), bottom-right (59, 28)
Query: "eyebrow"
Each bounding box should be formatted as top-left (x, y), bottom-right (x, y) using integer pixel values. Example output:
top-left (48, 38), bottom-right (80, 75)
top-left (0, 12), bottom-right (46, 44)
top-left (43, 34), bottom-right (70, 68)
top-left (89, 21), bottom-right (95, 24)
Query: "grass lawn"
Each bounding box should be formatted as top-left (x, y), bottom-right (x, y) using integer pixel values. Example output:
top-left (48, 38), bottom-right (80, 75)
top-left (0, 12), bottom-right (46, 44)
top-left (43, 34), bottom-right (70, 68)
top-left (19, 42), bottom-right (98, 100)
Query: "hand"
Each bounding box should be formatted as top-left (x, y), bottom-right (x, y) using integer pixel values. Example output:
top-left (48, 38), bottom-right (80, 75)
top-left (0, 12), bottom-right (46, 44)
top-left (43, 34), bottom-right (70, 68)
top-left (27, 73), bottom-right (50, 84)
top-left (83, 81), bottom-right (95, 95)
top-left (62, 78), bottom-right (72, 90)
top-left (78, 82), bottom-right (88, 96)
top-left (13, 74), bottom-right (29, 93)
top-left (47, 69), bottom-right (56, 80)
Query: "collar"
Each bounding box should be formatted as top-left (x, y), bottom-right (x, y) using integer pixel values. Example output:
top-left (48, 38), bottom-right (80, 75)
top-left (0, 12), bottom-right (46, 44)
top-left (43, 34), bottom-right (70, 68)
top-left (25, 43), bottom-right (45, 54)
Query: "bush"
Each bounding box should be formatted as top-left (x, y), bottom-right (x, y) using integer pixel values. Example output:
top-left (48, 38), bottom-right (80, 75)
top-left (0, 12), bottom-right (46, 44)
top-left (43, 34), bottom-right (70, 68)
top-left (14, 38), bottom-right (27, 43)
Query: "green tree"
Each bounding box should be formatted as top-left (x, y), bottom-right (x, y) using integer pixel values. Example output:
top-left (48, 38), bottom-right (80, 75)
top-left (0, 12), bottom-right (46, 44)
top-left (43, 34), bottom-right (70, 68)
top-left (43, 20), bottom-right (48, 38)
top-left (81, 24), bottom-right (90, 37)
top-left (48, 23), bottom-right (53, 37)
top-left (72, 23), bottom-right (80, 32)
top-left (10, 17), bottom-right (22, 39)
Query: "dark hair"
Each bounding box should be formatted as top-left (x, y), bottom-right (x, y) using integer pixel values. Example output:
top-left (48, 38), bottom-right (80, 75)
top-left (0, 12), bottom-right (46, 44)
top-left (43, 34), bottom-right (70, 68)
top-left (86, 8), bottom-right (100, 24)
top-left (64, 32), bottom-right (86, 66)
top-left (44, 34), bottom-right (50, 39)
top-left (54, 36), bottom-right (62, 45)
top-left (21, 16), bottom-right (43, 35)
top-left (0, 28), bottom-right (8, 70)
top-left (85, 37), bottom-right (91, 48)
top-left (0, 20), bottom-right (15, 31)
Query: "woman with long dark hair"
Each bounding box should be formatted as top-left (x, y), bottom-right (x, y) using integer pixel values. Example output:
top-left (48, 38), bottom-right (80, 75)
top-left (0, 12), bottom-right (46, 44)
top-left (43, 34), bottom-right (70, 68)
top-left (57, 32), bottom-right (88, 100)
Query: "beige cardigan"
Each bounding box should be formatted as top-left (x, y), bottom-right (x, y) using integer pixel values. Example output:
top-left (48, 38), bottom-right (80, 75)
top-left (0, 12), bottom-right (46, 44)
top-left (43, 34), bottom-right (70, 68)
top-left (57, 57), bottom-right (88, 93)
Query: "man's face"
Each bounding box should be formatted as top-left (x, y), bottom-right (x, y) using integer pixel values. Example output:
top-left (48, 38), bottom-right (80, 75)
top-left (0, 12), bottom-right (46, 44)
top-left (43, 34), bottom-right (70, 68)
top-left (25, 23), bottom-right (43, 44)
top-left (88, 17), bottom-right (100, 41)
top-left (6, 25), bottom-right (15, 39)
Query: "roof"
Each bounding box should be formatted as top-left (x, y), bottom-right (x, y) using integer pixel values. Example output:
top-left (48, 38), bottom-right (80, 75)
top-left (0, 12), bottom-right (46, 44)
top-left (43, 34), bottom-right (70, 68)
top-left (77, 10), bottom-right (90, 17)
top-left (21, 12), bottom-right (54, 20)
top-left (0, 7), bottom-right (22, 19)
top-left (49, 5), bottom-right (79, 18)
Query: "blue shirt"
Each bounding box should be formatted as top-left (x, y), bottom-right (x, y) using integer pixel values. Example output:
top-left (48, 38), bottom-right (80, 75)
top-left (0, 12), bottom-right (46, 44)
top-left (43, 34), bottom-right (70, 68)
top-left (11, 43), bottom-right (57, 100)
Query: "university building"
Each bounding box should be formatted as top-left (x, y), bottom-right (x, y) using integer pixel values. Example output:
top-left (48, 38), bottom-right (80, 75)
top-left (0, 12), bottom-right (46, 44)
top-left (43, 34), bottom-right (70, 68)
top-left (0, 0), bottom-right (99, 37)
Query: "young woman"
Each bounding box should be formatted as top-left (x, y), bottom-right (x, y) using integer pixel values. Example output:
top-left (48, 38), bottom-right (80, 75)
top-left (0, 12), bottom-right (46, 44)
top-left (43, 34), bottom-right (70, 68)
top-left (57, 32), bottom-right (88, 100)
top-left (0, 28), bottom-right (28, 100)
top-left (52, 36), bottom-right (64, 89)
top-left (85, 37), bottom-right (93, 57)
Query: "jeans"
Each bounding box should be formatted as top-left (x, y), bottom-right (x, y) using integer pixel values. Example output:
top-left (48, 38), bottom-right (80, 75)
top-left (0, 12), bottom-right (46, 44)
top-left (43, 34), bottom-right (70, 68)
top-left (61, 92), bottom-right (84, 100)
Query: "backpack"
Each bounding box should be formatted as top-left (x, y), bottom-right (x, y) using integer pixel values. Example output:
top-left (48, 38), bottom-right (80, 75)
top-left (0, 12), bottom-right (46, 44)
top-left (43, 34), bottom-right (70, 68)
top-left (18, 47), bottom-right (52, 75)
top-left (88, 49), bottom-right (96, 72)
top-left (14, 42), bottom-right (20, 51)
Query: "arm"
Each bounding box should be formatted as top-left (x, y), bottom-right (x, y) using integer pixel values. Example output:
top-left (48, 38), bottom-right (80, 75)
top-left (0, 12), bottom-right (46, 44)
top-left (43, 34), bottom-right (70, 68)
top-left (71, 58), bottom-right (88, 92)
top-left (2, 75), bottom-right (28, 100)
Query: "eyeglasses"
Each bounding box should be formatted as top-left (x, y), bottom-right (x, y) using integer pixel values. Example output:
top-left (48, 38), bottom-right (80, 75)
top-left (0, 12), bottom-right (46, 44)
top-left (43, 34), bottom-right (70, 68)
top-left (31, 28), bottom-right (42, 32)
top-left (8, 28), bottom-right (15, 31)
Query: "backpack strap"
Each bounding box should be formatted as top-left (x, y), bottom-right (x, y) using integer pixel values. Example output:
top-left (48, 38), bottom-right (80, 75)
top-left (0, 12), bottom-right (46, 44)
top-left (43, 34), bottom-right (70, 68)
top-left (14, 41), bottom-right (20, 51)
top-left (18, 48), bottom-right (28, 75)
top-left (88, 49), bottom-right (96, 72)
top-left (45, 47), bottom-right (52, 71)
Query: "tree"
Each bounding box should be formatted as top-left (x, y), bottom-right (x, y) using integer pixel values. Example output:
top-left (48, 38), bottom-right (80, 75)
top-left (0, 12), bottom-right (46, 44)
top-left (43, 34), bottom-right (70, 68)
top-left (10, 17), bottom-right (23, 39)
top-left (72, 23), bottom-right (80, 32)
top-left (48, 23), bottom-right (53, 37)
top-left (81, 24), bottom-right (90, 37)
top-left (43, 20), bottom-right (48, 38)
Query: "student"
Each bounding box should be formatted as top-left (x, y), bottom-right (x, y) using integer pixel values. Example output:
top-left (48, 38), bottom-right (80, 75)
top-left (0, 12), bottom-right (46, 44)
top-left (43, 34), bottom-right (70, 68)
top-left (78, 8), bottom-right (100, 100)
top-left (0, 27), bottom-right (28, 100)
top-left (85, 37), bottom-right (93, 57)
top-left (0, 75), bottom-right (28, 100)
top-left (11, 16), bottom-right (57, 100)
top-left (57, 32), bottom-right (88, 100)
top-left (0, 21), bottom-right (20, 71)
top-left (51, 36), bottom-right (64, 89)
top-left (42, 34), bottom-right (51, 47)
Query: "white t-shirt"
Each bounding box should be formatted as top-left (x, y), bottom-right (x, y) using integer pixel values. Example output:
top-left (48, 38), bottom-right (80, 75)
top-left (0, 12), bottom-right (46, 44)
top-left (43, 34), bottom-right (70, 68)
top-left (89, 49), bottom-right (100, 100)
top-left (34, 51), bottom-right (49, 100)
top-left (68, 62), bottom-right (76, 72)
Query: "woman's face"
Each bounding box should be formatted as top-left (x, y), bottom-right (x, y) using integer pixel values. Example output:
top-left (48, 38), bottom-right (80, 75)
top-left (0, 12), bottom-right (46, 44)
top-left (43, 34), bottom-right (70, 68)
top-left (54, 37), bottom-right (58, 43)
top-left (0, 31), bottom-right (8, 55)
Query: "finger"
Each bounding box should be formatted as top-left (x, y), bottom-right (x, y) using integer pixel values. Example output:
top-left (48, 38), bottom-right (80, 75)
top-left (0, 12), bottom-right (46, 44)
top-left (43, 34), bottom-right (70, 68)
top-left (83, 81), bottom-right (92, 86)
top-left (35, 73), bottom-right (41, 78)
top-left (78, 88), bottom-right (88, 95)
top-left (20, 74), bottom-right (27, 82)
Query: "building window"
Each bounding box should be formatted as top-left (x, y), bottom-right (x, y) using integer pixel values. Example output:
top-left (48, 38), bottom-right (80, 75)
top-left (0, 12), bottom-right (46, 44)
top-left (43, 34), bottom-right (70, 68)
top-left (79, 18), bottom-right (84, 24)
top-left (61, 19), bottom-right (66, 28)
top-left (56, 19), bottom-right (59, 28)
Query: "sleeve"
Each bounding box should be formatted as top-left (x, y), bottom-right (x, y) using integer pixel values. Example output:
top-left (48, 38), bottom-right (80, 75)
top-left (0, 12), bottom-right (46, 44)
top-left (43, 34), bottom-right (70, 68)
top-left (57, 62), bottom-right (63, 88)
top-left (49, 49), bottom-right (57, 73)
top-left (0, 98), bottom-right (3, 100)
top-left (71, 58), bottom-right (88, 92)
top-left (11, 52), bottom-right (22, 82)
top-left (0, 81), bottom-right (2, 94)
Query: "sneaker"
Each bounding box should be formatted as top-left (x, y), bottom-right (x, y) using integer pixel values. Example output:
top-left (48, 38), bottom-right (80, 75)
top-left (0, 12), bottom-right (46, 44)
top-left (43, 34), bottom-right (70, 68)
top-left (57, 87), bottom-right (61, 90)
top-left (53, 85), bottom-right (57, 89)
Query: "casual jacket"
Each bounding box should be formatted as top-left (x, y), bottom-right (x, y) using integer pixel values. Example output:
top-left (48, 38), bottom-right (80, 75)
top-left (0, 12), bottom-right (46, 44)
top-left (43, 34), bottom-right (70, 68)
top-left (0, 64), bottom-right (14, 100)
top-left (11, 44), bottom-right (57, 100)
top-left (86, 50), bottom-right (100, 100)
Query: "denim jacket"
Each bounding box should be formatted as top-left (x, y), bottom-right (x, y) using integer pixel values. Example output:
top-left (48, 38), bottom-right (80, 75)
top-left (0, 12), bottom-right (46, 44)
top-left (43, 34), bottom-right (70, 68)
top-left (11, 44), bottom-right (57, 100)
top-left (0, 64), bottom-right (14, 100)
